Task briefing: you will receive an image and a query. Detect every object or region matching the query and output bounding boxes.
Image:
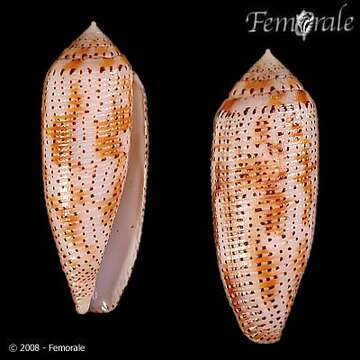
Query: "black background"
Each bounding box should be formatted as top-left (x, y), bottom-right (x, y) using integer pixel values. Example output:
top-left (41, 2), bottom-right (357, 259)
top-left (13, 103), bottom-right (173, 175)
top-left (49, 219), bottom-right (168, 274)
top-left (3, 1), bottom-right (359, 357)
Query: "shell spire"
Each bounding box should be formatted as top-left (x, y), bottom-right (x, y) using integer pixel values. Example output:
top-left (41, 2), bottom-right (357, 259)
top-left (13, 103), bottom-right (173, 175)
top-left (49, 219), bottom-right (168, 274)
top-left (59, 21), bottom-right (124, 60)
top-left (211, 49), bottom-right (318, 343)
top-left (78, 21), bottom-right (104, 39)
top-left (77, 21), bottom-right (109, 46)
top-left (245, 49), bottom-right (291, 74)
top-left (229, 49), bottom-right (303, 100)
top-left (42, 23), bottom-right (148, 314)
top-left (245, 48), bottom-right (291, 79)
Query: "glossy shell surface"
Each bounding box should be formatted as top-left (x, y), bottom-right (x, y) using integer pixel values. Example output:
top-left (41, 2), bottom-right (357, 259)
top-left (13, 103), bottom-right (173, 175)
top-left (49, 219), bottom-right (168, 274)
top-left (211, 50), bottom-right (319, 343)
top-left (42, 22), bottom-right (148, 314)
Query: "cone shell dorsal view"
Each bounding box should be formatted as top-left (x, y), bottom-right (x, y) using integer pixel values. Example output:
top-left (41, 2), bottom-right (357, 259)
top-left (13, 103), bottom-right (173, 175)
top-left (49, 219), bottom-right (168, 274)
top-left (211, 50), bottom-right (319, 343)
top-left (42, 22), bottom-right (148, 314)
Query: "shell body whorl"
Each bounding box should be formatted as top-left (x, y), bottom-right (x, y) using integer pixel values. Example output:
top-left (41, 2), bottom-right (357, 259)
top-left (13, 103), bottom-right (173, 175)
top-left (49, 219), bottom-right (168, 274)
top-left (42, 22), bottom-right (148, 314)
top-left (211, 50), bottom-right (319, 343)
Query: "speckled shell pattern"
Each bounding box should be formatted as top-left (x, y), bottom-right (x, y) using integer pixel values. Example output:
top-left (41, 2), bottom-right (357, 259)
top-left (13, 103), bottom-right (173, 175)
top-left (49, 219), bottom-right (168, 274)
top-left (211, 50), bottom-right (318, 343)
top-left (42, 23), bottom-right (148, 314)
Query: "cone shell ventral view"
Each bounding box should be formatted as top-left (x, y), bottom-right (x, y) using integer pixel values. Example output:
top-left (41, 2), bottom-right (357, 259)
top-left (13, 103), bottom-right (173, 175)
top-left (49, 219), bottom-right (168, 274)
top-left (211, 49), bottom-right (319, 343)
top-left (42, 22), bottom-right (148, 314)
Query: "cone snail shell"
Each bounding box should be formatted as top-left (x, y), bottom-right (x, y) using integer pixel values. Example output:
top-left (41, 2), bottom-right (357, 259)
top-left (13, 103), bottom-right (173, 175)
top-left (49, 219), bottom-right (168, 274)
top-left (211, 50), bottom-right (319, 343)
top-left (42, 22), bottom-right (148, 314)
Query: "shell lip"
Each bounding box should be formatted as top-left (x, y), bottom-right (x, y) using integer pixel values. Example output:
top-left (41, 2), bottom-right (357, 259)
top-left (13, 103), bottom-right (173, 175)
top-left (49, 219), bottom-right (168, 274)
top-left (86, 73), bottom-right (148, 315)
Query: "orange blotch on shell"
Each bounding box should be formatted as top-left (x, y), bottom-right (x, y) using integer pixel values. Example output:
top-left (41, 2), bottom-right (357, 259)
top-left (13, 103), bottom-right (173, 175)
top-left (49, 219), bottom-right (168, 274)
top-left (245, 120), bottom-right (286, 308)
top-left (47, 84), bottom-right (83, 166)
top-left (244, 79), bottom-right (273, 90)
top-left (259, 278), bottom-right (277, 289)
top-left (72, 48), bottom-right (91, 57)
top-left (47, 192), bottom-right (83, 245)
top-left (95, 80), bottom-right (132, 160)
top-left (268, 92), bottom-right (285, 107)
top-left (253, 120), bottom-right (288, 236)
top-left (254, 247), bottom-right (279, 304)
top-left (99, 58), bottom-right (115, 68)
top-left (289, 122), bottom-right (315, 225)
top-left (294, 239), bottom-right (308, 275)
top-left (95, 106), bottom-right (131, 160)
top-left (96, 46), bottom-right (110, 54)
top-left (296, 90), bottom-right (308, 104)
top-left (98, 179), bottom-right (123, 225)
top-left (285, 237), bottom-right (308, 311)
top-left (222, 98), bottom-right (238, 112)
top-left (256, 264), bottom-right (275, 273)
top-left (63, 59), bottom-right (83, 71)
top-left (119, 54), bottom-right (130, 65)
